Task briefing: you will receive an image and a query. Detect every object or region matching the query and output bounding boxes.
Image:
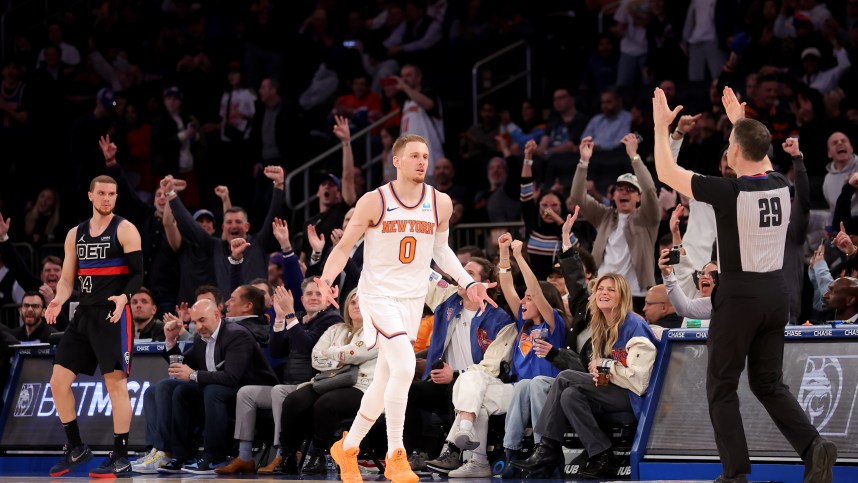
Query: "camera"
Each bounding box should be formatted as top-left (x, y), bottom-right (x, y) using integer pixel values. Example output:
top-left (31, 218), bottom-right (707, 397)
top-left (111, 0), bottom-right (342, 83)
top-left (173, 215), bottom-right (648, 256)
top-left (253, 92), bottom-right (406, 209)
top-left (666, 248), bottom-right (681, 265)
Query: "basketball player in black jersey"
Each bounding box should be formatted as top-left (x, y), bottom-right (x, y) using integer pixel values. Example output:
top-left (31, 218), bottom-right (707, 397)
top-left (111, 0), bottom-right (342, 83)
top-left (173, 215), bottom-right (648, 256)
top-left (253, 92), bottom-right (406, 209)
top-left (652, 87), bottom-right (836, 483)
top-left (45, 175), bottom-right (143, 478)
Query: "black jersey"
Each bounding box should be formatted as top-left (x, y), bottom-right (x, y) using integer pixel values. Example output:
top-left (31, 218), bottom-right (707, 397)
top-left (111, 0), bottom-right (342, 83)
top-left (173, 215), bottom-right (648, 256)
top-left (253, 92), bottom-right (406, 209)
top-left (691, 172), bottom-right (790, 274)
top-left (75, 215), bottom-right (129, 306)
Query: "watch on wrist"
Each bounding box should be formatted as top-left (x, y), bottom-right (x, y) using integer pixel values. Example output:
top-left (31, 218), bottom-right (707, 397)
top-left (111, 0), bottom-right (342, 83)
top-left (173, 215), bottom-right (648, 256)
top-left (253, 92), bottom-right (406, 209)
top-left (190, 370), bottom-right (198, 383)
top-left (523, 159), bottom-right (534, 166)
top-left (284, 313), bottom-right (296, 321)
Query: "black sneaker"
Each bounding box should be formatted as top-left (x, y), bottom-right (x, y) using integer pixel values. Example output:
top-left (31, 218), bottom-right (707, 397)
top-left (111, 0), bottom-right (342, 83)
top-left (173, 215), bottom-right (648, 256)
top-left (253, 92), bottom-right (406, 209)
top-left (425, 443), bottom-right (462, 474)
top-left (182, 457), bottom-right (226, 474)
top-left (49, 444), bottom-right (93, 477)
top-left (157, 458), bottom-right (186, 474)
top-left (88, 452), bottom-right (131, 478)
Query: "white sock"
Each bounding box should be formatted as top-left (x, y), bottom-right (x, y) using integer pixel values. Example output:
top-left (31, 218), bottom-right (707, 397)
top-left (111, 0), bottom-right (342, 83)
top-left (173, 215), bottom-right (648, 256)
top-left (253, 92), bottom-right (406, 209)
top-left (382, 336), bottom-right (416, 457)
top-left (460, 420), bottom-right (473, 432)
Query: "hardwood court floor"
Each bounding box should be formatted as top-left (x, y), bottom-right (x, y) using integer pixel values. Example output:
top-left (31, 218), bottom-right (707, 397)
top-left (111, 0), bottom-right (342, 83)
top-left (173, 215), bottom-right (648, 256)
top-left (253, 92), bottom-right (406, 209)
top-left (0, 478), bottom-right (712, 483)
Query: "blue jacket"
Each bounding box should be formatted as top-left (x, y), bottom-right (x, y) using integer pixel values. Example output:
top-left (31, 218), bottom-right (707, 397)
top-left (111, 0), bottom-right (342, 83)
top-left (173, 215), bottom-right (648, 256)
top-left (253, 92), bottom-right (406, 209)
top-left (422, 293), bottom-right (514, 380)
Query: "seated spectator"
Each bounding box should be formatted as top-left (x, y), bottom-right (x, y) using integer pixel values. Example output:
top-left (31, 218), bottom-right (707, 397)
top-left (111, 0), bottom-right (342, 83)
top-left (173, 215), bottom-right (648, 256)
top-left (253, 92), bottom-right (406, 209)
top-left (642, 285), bottom-right (682, 329)
top-left (537, 87), bottom-right (588, 158)
top-left (404, 259), bottom-right (513, 469)
top-left (502, 211), bottom-right (596, 478)
top-left (155, 300), bottom-right (278, 474)
top-left (22, 188), bottom-right (61, 245)
top-left (331, 73), bottom-right (382, 131)
top-left (460, 101), bottom-right (500, 160)
top-left (433, 158), bottom-right (469, 210)
top-left (570, 135), bottom-right (659, 310)
top-left (224, 284), bottom-right (270, 346)
top-left (13, 291), bottom-right (57, 342)
top-left (36, 22), bottom-right (81, 68)
top-left (0, 215), bottom-right (71, 329)
top-left (821, 277), bottom-right (858, 323)
top-left (580, 35), bottom-right (619, 98)
top-left (425, 233), bottom-right (566, 477)
top-left (472, 157), bottom-right (520, 223)
top-left (511, 273), bottom-right (658, 479)
top-left (218, 281), bottom-right (342, 475)
top-left (383, 0), bottom-right (443, 62)
top-left (503, 99), bottom-right (545, 153)
top-left (581, 88), bottom-right (632, 151)
top-left (659, 249), bottom-right (718, 328)
top-left (131, 288), bottom-right (165, 341)
top-left (271, 290), bottom-right (379, 476)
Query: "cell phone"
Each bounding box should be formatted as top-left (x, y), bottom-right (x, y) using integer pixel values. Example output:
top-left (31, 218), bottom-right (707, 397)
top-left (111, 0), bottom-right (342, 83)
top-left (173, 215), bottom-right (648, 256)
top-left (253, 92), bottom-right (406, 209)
top-left (634, 132), bottom-right (644, 144)
top-left (666, 248), bottom-right (681, 265)
top-left (343, 40), bottom-right (357, 48)
top-left (431, 360), bottom-right (445, 371)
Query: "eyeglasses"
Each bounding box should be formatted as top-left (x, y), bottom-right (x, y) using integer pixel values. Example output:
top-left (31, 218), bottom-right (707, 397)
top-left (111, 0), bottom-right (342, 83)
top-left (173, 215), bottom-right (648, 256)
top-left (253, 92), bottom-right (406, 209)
top-left (697, 270), bottom-right (718, 278)
top-left (614, 185), bottom-right (638, 194)
top-left (21, 304), bottom-right (43, 310)
top-left (644, 301), bottom-right (666, 306)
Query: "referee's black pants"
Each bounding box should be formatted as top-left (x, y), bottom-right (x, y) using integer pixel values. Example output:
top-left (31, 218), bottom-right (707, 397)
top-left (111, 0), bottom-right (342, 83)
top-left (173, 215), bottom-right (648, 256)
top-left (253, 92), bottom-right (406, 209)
top-left (707, 271), bottom-right (819, 477)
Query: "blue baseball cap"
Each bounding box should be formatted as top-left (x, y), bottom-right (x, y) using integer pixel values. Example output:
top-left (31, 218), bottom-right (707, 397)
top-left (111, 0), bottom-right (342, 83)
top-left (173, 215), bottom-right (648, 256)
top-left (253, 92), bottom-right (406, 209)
top-left (193, 209), bottom-right (215, 221)
top-left (322, 173), bottom-right (342, 190)
top-left (164, 86), bottom-right (184, 100)
top-left (98, 88), bottom-right (117, 110)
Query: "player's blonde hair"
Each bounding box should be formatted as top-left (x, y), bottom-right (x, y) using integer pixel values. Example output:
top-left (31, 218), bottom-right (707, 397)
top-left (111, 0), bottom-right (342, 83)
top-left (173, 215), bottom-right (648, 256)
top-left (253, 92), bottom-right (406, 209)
top-left (392, 134), bottom-right (429, 158)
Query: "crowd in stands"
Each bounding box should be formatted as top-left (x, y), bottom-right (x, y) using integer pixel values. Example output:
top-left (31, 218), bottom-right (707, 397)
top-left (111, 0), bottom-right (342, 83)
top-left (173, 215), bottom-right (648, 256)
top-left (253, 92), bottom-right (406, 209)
top-left (1, 0), bottom-right (858, 478)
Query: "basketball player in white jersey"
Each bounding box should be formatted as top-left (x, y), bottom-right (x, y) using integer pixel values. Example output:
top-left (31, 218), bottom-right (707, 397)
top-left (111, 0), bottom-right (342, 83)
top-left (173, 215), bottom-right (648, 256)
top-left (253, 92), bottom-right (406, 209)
top-left (316, 133), bottom-right (495, 483)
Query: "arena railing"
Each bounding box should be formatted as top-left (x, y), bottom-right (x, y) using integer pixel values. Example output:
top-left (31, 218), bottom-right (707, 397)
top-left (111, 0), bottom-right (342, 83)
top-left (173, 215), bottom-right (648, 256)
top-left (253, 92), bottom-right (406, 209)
top-left (284, 108), bottom-right (402, 222)
top-left (450, 221), bottom-right (525, 255)
top-left (471, 40), bottom-right (531, 125)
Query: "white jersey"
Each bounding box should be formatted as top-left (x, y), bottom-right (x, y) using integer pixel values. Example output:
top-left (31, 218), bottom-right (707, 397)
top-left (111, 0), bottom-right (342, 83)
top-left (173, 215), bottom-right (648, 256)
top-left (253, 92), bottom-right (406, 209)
top-left (358, 182), bottom-right (439, 299)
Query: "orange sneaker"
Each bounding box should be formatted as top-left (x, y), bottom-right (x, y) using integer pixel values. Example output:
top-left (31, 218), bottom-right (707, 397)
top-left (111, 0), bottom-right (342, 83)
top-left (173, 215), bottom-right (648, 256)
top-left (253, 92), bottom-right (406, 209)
top-left (384, 448), bottom-right (419, 483)
top-left (331, 432), bottom-right (363, 483)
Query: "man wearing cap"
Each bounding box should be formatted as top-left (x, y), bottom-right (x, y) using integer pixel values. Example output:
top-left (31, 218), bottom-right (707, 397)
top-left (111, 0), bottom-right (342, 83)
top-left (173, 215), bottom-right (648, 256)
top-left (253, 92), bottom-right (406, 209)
top-left (570, 133), bottom-right (660, 312)
top-left (800, 44), bottom-right (851, 94)
top-left (153, 87), bottom-right (201, 205)
top-left (301, 116), bottom-right (358, 262)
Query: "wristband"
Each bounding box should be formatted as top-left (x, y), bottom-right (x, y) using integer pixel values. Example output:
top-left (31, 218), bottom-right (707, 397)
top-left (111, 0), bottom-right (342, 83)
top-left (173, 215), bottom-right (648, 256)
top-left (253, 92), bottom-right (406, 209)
top-left (0, 234), bottom-right (8, 243)
top-left (498, 267), bottom-right (510, 274)
top-left (673, 244), bottom-right (683, 249)
top-left (465, 281), bottom-right (477, 290)
top-left (166, 190), bottom-right (177, 198)
top-left (675, 129), bottom-right (686, 137)
top-left (228, 255), bottom-right (244, 265)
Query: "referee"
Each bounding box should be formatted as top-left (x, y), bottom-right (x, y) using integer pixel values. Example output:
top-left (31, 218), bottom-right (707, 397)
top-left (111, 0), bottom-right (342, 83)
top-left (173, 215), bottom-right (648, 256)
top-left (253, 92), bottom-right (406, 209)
top-left (652, 87), bottom-right (836, 483)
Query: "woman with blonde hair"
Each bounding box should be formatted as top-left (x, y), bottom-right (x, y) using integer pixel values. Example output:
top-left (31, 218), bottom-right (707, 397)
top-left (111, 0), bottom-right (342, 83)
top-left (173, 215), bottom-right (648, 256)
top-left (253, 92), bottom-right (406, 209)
top-left (271, 289), bottom-right (378, 476)
top-left (512, 272), bottom-right (658, 479)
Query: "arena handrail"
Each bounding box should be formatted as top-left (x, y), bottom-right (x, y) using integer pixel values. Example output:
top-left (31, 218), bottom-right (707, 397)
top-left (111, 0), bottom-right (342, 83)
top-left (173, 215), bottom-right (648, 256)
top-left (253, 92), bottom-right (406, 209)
top-left (471, 40), bottom-right (531, 125)
top-left (284, 108), bottom-right (402, 221)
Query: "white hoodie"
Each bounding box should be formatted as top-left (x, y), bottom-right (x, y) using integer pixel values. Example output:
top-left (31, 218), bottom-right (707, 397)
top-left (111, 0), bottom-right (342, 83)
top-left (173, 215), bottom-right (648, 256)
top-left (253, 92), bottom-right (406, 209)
top-left (823, 154), bottom-right (858, 216)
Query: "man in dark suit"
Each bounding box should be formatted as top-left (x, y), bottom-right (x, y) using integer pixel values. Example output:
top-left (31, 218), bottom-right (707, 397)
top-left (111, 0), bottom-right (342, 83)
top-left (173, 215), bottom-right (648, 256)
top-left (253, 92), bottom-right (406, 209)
top-left (154, 299), bottom-right (278, 475)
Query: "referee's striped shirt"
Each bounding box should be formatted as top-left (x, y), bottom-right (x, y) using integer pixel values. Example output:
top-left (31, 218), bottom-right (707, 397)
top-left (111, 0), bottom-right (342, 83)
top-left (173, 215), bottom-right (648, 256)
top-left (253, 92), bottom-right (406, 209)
top-left (690, 172), bottom-right (790, 273)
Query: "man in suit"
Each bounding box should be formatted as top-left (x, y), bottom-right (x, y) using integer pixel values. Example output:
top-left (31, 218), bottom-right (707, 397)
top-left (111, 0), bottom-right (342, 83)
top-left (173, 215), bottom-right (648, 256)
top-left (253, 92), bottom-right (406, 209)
top-left (154, 299), bottom-right (278, 475)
